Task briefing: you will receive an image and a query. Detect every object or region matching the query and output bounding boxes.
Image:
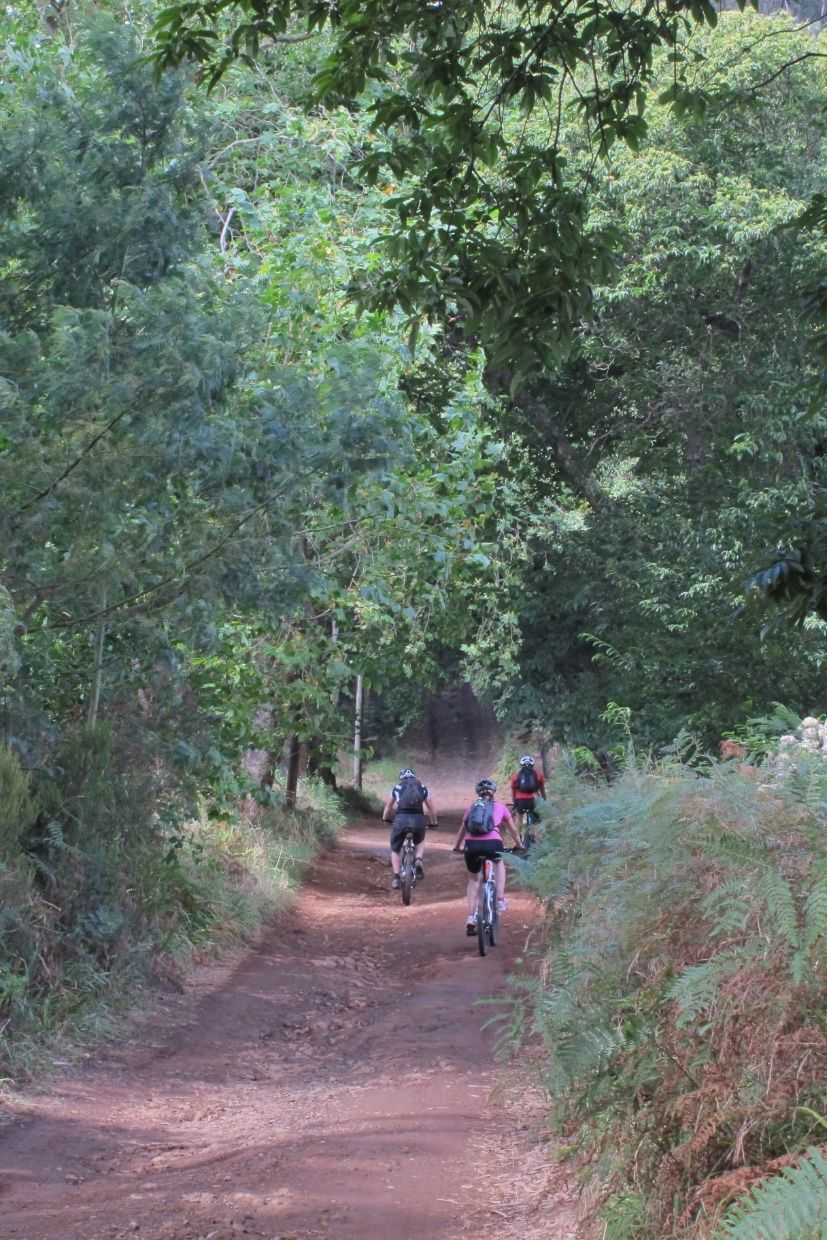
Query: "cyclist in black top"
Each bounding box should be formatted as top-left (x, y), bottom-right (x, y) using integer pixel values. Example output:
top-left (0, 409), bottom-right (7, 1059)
top-left (382, 768), bottom-right (438, 890)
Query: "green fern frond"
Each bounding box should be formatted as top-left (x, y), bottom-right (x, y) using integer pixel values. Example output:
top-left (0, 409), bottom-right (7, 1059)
top-left (758, 869), bottom-right (801, 951)
top-left (554, 1022), bottom-right (623, 1087)
top-left (26, 852), bottom-right (57, 884)
top-left (714, 1146), bottom-right (827, 1239)
top-left (701, 826), bottom-right (773, 873)
top-left (667, 951), bottom-right (744, 1028)
top-left (785, 760), bottom-right (827, 816)
top-left (803, 874), bottom-right (827, 952)
top-left (790, 873), bottom-right (827, 982)
top-left (700, 876), bottom-right (754, 936)
top-left (43, 818), bottom-right (83, 858)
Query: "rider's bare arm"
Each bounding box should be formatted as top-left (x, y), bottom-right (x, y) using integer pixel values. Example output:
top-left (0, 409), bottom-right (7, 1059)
top-left (503, 811), bottom-right (522, 848)
top-left (381, 794), bottom-right (396, 822)
top-left (423, 794), bottom-right (438, 826)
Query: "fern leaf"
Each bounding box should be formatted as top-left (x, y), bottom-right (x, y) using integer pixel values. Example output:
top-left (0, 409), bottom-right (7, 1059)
top-left (758, 869), bottom-right (801, 951)
top-left (803, 875), bottom-right (827, 952)
top-left (667, 951), bottom-right (744, 1028)
top-left (715, 1146), bottom-right (827, 1239)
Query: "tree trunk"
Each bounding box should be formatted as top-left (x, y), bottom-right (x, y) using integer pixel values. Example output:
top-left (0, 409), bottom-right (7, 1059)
top-left (353, 674), bottom-right (363, 789)
top-left (87, 588), bottom-right (106, 727)
top-left (286, 734), bottom-right (301, 809)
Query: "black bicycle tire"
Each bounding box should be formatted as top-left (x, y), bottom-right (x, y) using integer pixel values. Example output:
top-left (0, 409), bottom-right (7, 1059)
top-left (476, 879), bottom-right (489, 956)
top-left (401, 856), bottom-right (414, 905)
top-left (521, 810), bottom-right (535, 853)
top-left (490, 888), bottom-right (500, 946)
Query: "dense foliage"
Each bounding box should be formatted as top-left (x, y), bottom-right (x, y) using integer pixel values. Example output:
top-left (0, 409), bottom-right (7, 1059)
top-left (510, 737), bottom-right (827, 1237)
top-left (0, 0), bottom-right (518, 1067)
top-left (495, 14), bottom-right (827, 750)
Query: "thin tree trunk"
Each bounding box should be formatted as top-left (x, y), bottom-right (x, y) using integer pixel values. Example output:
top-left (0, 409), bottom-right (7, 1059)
top-left (353, 674), bottom-right (364, 789)
top-left (87, 588), bottom-right (106, 727)
top-left (286, 733), bottom-right (301, 809)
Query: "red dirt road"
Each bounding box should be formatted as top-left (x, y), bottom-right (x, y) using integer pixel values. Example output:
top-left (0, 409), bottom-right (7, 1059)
top-left (0, 795), bottom-right (578, 1239)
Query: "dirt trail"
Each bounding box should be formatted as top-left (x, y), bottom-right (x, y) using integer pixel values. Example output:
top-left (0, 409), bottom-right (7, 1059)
top-left (0, 755), bottom-right (578, 1239)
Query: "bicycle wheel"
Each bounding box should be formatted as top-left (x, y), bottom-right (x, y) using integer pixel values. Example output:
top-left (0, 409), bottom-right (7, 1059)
top-left (476, 865), bottom-right (491, 956)
top-left (476, 898), bottom-right (489, 956)
top-left (401, 844), bottom-right (415, 905)
top-left (489, 885), bottom-right (499, 947)
top-left (521, 811), bottom-right (534, 852)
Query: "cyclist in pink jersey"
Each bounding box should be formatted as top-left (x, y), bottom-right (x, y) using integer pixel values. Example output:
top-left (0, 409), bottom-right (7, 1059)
top-left (452, 779), bottom-right (522, 935)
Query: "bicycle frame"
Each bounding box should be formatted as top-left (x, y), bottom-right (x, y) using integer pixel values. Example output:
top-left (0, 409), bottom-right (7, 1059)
top-left (475, 856), bottom-right (499, 956)
top-left (399, 829), bottom-right (417, 906)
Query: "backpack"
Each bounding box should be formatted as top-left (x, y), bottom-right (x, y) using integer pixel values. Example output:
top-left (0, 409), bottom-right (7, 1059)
top-left (516, 767), bottom-right (539, 793)
top-left (466, 798), bottom-right (494, 837)
top-left (396, 776), bottom-right (426, 813)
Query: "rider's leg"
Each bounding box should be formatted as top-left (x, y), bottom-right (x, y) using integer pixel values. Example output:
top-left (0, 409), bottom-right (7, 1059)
top-left (466, 873), bottom-right (481, 915)
top-left (494, 858), bottom-right (507, 900)
top-left (389, 825), bottom-right (402, 875)
top-left (412, 818), bottom-right (427, 859)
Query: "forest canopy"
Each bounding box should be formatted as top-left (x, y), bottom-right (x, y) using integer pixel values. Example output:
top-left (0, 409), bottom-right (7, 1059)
top-left (2, 0), bottom-right (827, 780)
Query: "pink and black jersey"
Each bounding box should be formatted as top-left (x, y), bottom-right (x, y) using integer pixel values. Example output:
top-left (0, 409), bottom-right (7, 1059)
top-left (461, 800), bottom-right (511, 843)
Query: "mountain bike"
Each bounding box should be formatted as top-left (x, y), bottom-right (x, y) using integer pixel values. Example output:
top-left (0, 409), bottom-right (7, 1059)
top-left (475, 855), bottom-right (499, 956)
top-left (399, 828), bottom-right (417, 906)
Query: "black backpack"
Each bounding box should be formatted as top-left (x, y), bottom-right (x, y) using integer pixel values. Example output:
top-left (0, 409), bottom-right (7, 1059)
top-left (516, 767), bottom-right (539, 793)
top-left (396, 776), bottom-right (426, 813)
top-left (466, 798), bottom-right (494, 837)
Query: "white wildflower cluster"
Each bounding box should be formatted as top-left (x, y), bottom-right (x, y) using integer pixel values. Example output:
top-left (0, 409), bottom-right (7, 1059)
top-left (778, 716), bottom-right (827, 757)
top-left (760, 716), bottom-right (827, 791)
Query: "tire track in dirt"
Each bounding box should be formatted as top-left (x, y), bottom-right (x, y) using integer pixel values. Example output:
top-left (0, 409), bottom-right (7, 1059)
top-left (0, 786), bottom-right (578, 1239)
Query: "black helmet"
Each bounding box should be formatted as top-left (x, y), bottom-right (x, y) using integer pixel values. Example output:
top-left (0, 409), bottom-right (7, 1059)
top-left (475, 778), bottom-right (497, 797)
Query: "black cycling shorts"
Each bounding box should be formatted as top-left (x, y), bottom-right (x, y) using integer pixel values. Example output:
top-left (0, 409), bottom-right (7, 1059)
top-left (464, 838), bottom-right (503, 874)
top-left (513, 797), bottom-right (537, 817)
top-left (390, 813), bottom-right (426, 853)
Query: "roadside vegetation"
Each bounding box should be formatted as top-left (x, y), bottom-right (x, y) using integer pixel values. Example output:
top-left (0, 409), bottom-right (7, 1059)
top-left (0, 735), bottom-right (343, 1081)
top-left (508, 717), bottom-right (827, 1237)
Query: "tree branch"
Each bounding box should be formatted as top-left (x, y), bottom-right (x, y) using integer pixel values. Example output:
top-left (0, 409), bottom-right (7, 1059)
top-left (40, 453), bottom-right (329, 632)
top-left (744, 51), bottom-right (827, 95)
top-left (17, 397), bottom-right (142, 518)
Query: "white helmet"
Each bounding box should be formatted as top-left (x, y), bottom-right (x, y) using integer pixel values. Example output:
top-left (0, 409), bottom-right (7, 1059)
top-left (519, 755), bottom-right (535, 767)
top-left (398, 768), bottom-right (416, 779)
